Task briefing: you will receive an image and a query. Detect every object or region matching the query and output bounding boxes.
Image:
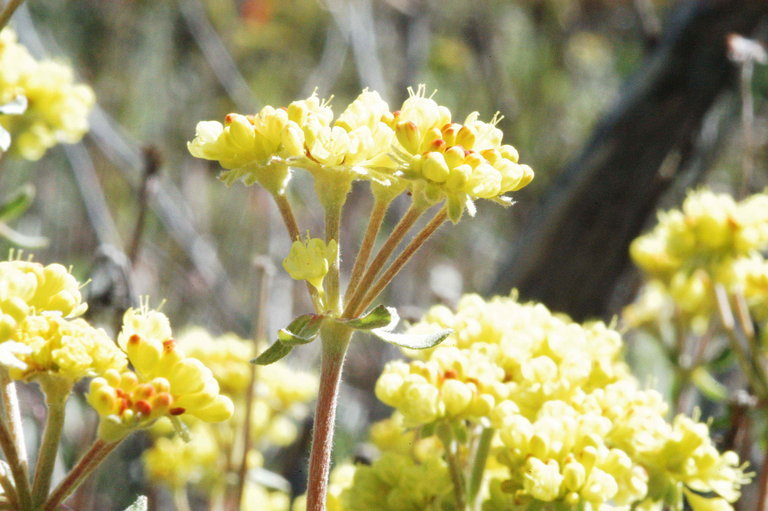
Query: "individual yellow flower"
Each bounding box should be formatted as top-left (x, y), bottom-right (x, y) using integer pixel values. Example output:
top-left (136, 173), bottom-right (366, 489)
top-left (283, 237), bottom-right (339, 294)
top-left (0, 29), bottom-right (94, 161)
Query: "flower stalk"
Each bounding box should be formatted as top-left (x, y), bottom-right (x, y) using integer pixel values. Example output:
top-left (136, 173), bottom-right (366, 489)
top-left (0, 415), bottom-right (31, 511)
top-left (354, 206), bottom-right (447, 317)
top-left (342, 200), bottom-right (428, 318)
top-left (32, 379), bottom-right (71, 507)
top-left (345, 197), bottom-right (391, 300)
top-left (42, 438), bottom-right (120, 511)
top-left (305, 321), bottom-right (353, 511)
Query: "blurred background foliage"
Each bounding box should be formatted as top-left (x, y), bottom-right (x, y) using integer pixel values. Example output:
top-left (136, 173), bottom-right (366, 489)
top-left (2, 0), bottom-right (768, 508)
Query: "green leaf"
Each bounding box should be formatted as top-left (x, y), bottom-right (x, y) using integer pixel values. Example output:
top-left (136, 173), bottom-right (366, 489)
top-left (0, 223), bottom-right (47, 248)
top-left (691, 367), bottom-right (728, 402)
top-left (371, 327), bottom-right (452, 350)
top-left (0, 184), bottom-right (35, 222)
top-left (123, 496), bottom-right (148, 511)
top-left (339, 305), bottom-right (396, 330)
top-left (277, 313), bottom-right (324, 345)
top-left (251, 340), bottom-right (293, 365)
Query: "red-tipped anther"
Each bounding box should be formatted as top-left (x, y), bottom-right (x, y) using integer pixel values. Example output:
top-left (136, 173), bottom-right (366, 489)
top-left (118, 398), bottom-right (129, 414)
top-left (224, 113), bottom-right (236, 124)
top-left (154, 392), bottom-right (173, 408)
top-left (162, 339), bottom-right (176, 353)
top-left (429, 139), bottom-right (447, 152)
top-left (128, 334), bottom-right (141, 345)
top-left (115, 388), bottom-right (127, 399)
top-left (136, 400), bottom-right (152, 416)
top-left (170, 407), bottom-right (186, 416)
top-left (443, 369), bottom-right (458, 380)
top-left (137, 384), bottom-right (155, 399)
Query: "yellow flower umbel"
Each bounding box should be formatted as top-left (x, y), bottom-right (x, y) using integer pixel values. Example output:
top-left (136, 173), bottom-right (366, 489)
top-left (0, 29), bottom-right (95, 160)
top-left (188, 107), bottom-right (304, 196)
top-left (87, 308), bottom-right (234, 441)
top-left (0, 259), bottom-right (121, 386)
top-left (364, 294), bottom-right (751, 511)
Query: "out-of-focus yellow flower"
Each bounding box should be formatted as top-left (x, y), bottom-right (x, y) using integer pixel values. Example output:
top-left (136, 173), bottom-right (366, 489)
top-left (369, 293), bottom-right (750, 511)
top-left (283, 237), bottom-right (338, 294)
top-left (0, 29), bottom-right (94, 161)
top-left (0, 259), bottom-right (120, 385)
top-left (0, 260), bottom-right (87, 343)
top-left (178, 327), bottom-right (254, 395)
top-left (143, 422), bottom-right (220, 489)
top-left (87, 308), bottom-right (233, 441)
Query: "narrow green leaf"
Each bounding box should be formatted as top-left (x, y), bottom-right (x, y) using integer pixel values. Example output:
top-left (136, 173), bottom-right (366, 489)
top-left (123, 496), bottom-right (148, 511)
top-left (0, 223), bottom-right (47, 248)
top-left (277, 313), bottom-right (324, 345)
top-left (691, 367), bottom-right (728, 402)
top-left (251, 340), bottom-right (293, 365)
top-left (0, 184), bottom-right (35, 222)
top-left (339, 305), bottom-right (396, 330)
top-left (371, 327), bottom-right (452, 350)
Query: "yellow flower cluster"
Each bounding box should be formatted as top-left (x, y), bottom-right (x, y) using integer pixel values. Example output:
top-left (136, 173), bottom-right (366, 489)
top-left (629, 189), bottom-right (768, 320)
top-left (0, 260), bottom-right (124, 384)
top-left (141, 328), bottom-right (316, 502)
top-left (87, 309), bottom-right (234, 441)
top-left (365, 294), bottom-right (748, 511)
top-left (188, 87), bottom-right (533, 222)
top-left (0, 29), bottom-right (95, 160)
top-left (340, 453), bottom-right (454, 511)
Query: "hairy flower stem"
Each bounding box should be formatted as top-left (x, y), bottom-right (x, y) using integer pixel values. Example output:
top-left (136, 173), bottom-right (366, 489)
top-left (0, 370), bottom-right (27, 470)
top-left (273, 193), bottom-right (301, 241)
top-left (437, 423), bottom-right (467, 511)
top-left (0, 0), bottom-right (24, 30)
top-left (342, 201), bottom-right (427, 319)
top-left (0, 414), bottom-right (31, 511)
top-left (43, 439), bottom-right (119, 511)
top-left (345, 198), bottom-right (391, 301)
top-left (32, 381), bottom-right (71, 507)
top-left (467, 427), bottom-right (494, 510)
top-left (306, 321), bottom-right (353, 511)
top-left (353, 207), bottom-right (447, 317)
top-left (324, 201), bottom-right (344, 313)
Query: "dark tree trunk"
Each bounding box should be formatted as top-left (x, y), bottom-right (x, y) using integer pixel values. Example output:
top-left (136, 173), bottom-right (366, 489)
top-left (491, 0), bottom-right (768, 321)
